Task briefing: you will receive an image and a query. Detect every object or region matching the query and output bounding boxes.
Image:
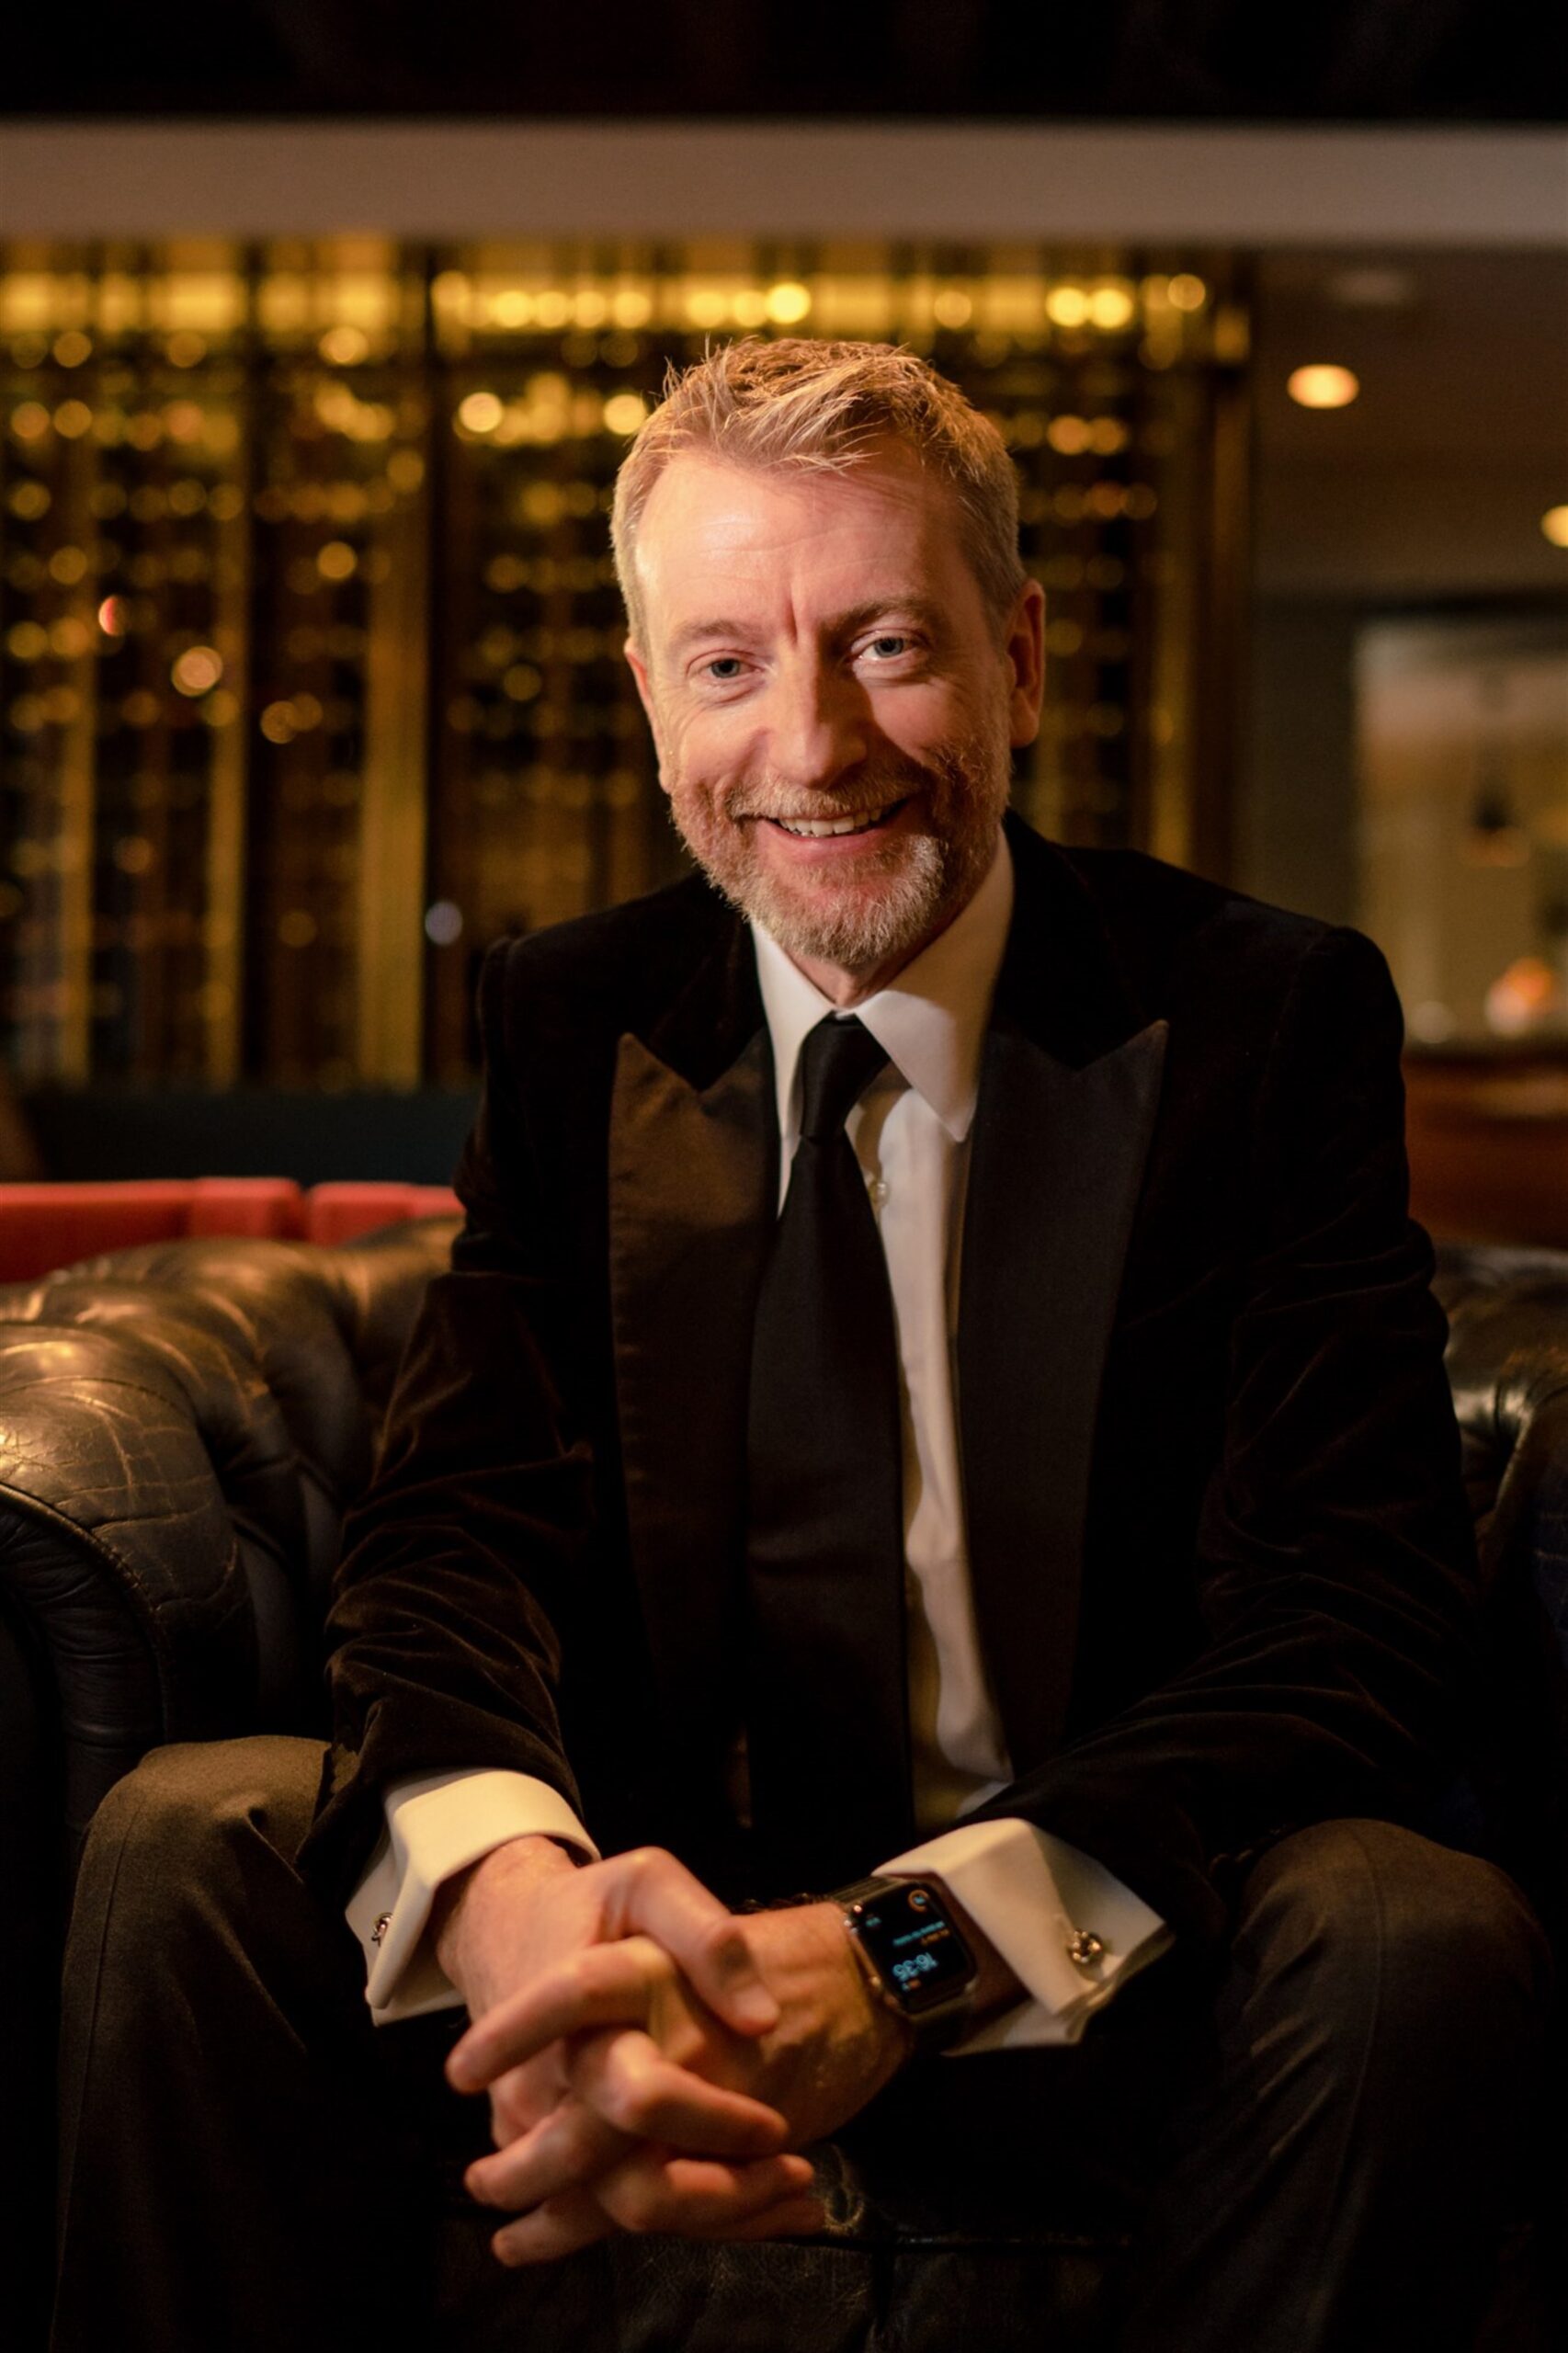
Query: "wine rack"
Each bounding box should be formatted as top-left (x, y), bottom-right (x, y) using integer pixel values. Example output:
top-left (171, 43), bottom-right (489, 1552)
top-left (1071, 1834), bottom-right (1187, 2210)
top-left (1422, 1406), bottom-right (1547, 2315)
top-left (0, 238), bottom-right (1247, 1086)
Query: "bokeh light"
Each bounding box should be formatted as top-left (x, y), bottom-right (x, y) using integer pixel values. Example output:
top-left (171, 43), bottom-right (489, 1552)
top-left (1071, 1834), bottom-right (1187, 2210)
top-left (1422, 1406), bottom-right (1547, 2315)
top-left (424, 900), bottom-right (464, 946)
top-left (1087, 283), bottom-right (1135, 331)
top-left (171, 645), bottom-right (223, 697)
top-left (765, 282), bottom-right (812, 325)
top-left (1288, 365), bottom-right (1360, 410)
top-left (1045, 287), bottom-right (1090, 328)
top-left (458, 391), bottom-right (504, 435)
top-left (319, 325), bottom-right (369, 366)
top-left (602, 392), bottom-right (648, 437)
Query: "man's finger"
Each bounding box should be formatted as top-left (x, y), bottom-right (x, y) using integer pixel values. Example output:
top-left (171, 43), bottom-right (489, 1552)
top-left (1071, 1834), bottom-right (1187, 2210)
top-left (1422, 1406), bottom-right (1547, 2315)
top-left (449, 1941), bottom-right (790, 2154)
top-left (564, 2026), bottom-right (789, 2154)
top-left (485, 2051), bottom-right (565, 2149)
top-left (449, 1938), bottom-right (666, 2089)
top-left (470, 2028), bottom-right (788, 2211)
top-left (593, 1847), bottom-right (780, 2034)
top-left (490, 2185), bottom-right (828, 2268)
top-left (490, 2187), bottom-right (618, 2268)
top-left (467, 2094), bottom-right (632, 2212)
top-left (594, 2147), bottom-right (819, 2240)
top-left (488, 2150), bottom-right (818, 2265)
top-left (711, 2193), bottom-right (830, 2243)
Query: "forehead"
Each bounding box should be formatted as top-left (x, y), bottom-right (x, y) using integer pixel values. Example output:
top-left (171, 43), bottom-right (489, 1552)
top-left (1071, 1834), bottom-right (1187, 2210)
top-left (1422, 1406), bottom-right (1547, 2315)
top-left (631, 447), bottom-right (976, 629)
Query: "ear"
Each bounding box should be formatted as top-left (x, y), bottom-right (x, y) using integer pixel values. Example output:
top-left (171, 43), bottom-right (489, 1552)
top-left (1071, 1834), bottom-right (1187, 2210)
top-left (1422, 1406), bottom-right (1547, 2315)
top-left (1005, 578), bottom-right (1046, 750)
top-left (624, 639), bottom-right (671, 789)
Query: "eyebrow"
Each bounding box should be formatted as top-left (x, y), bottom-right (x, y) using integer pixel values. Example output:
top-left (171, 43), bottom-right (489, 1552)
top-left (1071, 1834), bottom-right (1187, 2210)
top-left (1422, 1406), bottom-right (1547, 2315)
top-left (668, 619), bottom-right (750, 654)
top-left (666, 597), bottom-right (947, 656)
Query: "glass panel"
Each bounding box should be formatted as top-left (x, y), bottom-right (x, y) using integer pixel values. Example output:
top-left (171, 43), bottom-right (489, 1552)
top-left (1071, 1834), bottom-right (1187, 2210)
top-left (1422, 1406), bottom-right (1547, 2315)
top-left (1358, 613), bottom-right (1568, 1047)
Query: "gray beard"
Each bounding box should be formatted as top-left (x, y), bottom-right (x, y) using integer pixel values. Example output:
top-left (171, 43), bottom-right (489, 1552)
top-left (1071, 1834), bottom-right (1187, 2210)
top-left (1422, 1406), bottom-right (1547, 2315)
top-left (669, 735), bottom-right (1012, 981)
top-left (723, 826), bottom-right (966, 974)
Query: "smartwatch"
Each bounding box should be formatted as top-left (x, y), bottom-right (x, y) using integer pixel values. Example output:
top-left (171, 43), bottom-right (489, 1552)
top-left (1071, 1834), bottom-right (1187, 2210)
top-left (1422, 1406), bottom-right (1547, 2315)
top-left (831, 1875), bottom-right (978, 2052)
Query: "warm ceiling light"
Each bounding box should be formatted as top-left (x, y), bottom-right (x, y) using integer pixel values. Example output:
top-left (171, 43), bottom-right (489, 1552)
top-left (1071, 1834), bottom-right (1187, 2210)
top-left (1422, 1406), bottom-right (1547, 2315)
top-left (1288, 364), bottom-right (1360, 410)
top-left (1541, 506), bottom-right (1568, 549)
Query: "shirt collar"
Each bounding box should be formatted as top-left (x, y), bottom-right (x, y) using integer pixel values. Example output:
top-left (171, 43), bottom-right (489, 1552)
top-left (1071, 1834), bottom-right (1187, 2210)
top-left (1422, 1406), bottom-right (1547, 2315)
top-left (753, 831), bottom-right (1015, 1147)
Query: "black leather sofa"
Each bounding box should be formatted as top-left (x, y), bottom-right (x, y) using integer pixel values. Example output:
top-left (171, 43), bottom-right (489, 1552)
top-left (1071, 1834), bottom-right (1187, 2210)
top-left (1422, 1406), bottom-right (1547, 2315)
top-left (1, 1220), bottom-right (1564, 2349)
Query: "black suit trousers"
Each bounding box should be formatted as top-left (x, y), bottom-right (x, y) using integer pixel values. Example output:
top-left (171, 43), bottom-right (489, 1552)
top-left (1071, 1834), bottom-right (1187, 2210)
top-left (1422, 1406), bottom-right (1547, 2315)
top-left (50, 1736), bottom-right (1555, 2353)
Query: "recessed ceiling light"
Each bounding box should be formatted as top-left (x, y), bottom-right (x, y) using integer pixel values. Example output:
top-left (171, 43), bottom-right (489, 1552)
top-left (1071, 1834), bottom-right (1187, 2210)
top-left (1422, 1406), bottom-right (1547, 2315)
top-left (1288, 365), bottom-right (1360, 410)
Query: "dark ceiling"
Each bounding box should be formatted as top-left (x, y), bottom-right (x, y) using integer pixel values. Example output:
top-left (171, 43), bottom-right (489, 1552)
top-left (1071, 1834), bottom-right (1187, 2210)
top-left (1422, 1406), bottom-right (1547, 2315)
top-left (12, 0), bottom-right (1568, 121)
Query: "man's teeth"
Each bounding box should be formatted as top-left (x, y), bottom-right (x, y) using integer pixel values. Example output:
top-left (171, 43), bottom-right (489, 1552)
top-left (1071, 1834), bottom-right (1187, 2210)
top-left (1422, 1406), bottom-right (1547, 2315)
top-left (775, 804), bottom-right (897, 838)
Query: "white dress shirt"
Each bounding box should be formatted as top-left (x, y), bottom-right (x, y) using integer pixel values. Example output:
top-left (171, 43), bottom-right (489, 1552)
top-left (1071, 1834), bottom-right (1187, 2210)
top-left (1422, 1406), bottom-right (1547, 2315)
top-left (348, 835), bottom-right (1169, 2042)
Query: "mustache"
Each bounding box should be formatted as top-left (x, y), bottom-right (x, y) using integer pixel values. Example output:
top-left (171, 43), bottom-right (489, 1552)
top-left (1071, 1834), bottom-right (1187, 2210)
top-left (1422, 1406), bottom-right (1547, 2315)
top-left (727, 768), bottom-right (930, 826)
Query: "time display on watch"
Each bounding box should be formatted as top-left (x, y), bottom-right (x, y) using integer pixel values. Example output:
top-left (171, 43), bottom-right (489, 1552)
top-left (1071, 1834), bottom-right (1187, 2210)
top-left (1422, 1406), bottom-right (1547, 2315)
top-left (843, 1881), bottom-right (975, 2016)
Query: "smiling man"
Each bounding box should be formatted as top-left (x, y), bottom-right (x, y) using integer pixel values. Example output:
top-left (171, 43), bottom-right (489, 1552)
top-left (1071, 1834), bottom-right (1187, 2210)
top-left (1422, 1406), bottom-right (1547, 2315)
top-left (620, 432), bottom-right (1021, 999)
top-left (52, 343), bottom-right (1550, 2353)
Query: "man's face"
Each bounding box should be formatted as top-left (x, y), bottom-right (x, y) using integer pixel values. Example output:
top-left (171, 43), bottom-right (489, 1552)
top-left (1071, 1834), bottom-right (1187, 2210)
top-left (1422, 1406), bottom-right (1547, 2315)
top-left (625, 448), bottom-right (1043, 999)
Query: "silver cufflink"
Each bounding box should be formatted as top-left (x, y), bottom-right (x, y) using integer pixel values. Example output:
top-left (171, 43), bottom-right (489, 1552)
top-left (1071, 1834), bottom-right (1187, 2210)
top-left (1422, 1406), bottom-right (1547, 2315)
top-left (1065, 1929), bottom-right (1105, 1969)
top-left (370, 1911), bottom-right (391, 1946)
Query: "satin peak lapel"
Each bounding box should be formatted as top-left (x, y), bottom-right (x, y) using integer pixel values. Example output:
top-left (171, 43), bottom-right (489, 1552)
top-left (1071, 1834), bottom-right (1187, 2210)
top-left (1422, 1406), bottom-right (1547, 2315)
top-left (957, 1016), bottom-right (1168, 1776)
top-left (608, 1024), bottom-right (774, 1759)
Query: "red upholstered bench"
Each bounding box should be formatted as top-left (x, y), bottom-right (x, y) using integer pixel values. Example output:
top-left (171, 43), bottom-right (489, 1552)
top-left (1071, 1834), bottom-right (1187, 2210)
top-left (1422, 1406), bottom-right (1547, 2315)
top-left (0, 1179), bottom-right (463, 1282)
top-left (300, 1183), bottom-right (464, 1245)
top-left (0, 1179), bottom-right (302, 1283)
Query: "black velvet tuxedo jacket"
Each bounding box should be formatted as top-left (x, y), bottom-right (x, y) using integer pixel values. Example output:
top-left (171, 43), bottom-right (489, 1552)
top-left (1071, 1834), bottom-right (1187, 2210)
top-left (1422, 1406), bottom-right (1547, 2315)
top-left (301, 813), bottom-right (1479, 1952)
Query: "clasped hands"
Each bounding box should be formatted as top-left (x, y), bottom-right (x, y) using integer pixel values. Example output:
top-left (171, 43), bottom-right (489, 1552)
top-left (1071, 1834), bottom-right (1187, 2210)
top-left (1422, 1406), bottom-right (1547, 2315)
top-left (433, 1834), bottom-right (913, 2267)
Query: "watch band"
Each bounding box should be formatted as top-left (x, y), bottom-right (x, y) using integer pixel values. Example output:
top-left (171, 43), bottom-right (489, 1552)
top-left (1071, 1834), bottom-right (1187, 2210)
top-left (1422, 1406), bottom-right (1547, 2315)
top-left (834, 1875), bottom-right (900, 1910)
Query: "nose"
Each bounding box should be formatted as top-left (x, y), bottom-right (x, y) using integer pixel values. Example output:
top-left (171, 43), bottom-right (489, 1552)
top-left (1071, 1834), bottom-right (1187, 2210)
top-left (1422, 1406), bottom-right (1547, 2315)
top-left (766, 656), bottom-right (869, 791)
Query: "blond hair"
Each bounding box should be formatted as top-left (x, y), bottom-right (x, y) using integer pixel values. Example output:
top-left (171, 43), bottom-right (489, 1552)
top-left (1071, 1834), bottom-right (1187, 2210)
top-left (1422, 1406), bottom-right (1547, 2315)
top-left (610, 338), bottom-right (1026, 646)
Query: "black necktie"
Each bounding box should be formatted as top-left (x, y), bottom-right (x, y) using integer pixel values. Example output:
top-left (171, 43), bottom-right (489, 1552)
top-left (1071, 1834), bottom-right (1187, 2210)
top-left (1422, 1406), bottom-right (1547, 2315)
top-left (744, 1014), bottom-right (913, 1891)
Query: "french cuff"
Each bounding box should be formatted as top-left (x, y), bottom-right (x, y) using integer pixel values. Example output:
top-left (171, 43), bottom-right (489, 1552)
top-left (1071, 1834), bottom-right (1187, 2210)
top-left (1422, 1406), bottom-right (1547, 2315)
top-left (878, 1815), bottom-right (1173, 2054)
top-left (346, 1768), bottom-right (598, 2026)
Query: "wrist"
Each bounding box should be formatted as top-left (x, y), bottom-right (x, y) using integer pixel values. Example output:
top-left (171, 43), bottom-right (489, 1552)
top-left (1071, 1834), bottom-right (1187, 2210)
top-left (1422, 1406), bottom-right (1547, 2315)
top-left (432, 1831), bottom-right (578, 1997)
top-left (744, 1902), bottom-right (915, 2092)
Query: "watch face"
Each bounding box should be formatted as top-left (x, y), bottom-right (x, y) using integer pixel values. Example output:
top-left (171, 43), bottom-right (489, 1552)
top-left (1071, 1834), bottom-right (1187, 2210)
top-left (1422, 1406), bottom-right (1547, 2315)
top-left (848, 1883), bottom-right (973, 2014)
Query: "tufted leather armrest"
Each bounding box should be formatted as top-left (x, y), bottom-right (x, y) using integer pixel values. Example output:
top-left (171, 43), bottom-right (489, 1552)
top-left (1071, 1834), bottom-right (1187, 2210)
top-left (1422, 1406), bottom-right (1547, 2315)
top-left (1435, 1245), bottom-right (1568, 1939)
top-left (1437, 1245), bottom-right (1568, 1651)
top-left (0, 1217), bottom-right (458, 1860)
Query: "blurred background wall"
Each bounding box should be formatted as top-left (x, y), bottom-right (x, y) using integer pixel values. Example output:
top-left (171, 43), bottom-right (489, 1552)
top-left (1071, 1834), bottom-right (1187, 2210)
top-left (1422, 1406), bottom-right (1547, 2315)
top-left (1, 7), bottom-right (1564, 1227)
